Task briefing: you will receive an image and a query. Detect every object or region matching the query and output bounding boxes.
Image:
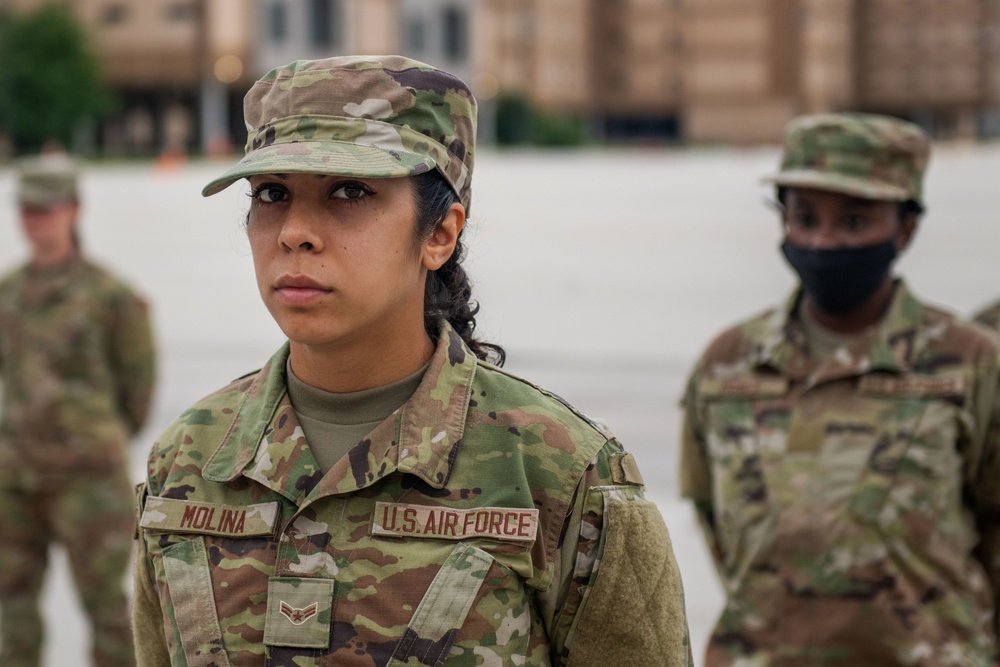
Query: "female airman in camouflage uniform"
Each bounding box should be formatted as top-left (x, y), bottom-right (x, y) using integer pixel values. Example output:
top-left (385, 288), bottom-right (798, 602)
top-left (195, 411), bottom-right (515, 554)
top-left (133, 55), bottom-right (691, 667)
top-left (0, 152), bottom-right (156, 667)
top-left (681, 113), bottom-right (1000, 666)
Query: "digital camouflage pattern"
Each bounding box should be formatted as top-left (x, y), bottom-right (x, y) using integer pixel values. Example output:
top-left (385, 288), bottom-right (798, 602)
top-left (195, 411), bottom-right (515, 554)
top-left (680, 280), bottom-right (1000, 666)
top-left (17, 153), bottom-right (79, 207)
top-left (202, 55), bottom-right (476, 213)
top-left (135, 323), bottom-right (692, 666)
top-left (763, 113), bottom-right (930, 204)
top-left (0, 255), bottom-right (155, 667)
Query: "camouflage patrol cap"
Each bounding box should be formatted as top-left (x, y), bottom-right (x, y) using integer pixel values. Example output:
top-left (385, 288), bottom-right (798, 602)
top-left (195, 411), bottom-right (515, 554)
top-left (764, 112), bottom-right (930, 203)
top-left (202, 55), bottom-right (477, 211)
top-left (16, 153), bottom-right (79, 208)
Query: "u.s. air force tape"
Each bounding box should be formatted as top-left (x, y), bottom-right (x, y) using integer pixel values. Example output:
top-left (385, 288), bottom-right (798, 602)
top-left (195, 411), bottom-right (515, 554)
top-left (140, 496), bottom-right (280, 537)
top-left (370, 502), bottom-right (539, 543)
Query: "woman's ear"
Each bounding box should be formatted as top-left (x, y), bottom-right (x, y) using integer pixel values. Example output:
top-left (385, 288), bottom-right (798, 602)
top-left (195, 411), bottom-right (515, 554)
top-left (422, 203), bottom-right (466, 271)
top-left (896, 212), bottom-right (919, 253)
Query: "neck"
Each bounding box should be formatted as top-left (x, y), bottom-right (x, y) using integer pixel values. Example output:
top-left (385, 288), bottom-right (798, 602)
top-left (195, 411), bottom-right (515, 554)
top-left (289, 326), bottom-right (436, 393)
top-left (30, 244), bottom-right (76, 268)
top-left (804, 277), bottom-right (896, 334)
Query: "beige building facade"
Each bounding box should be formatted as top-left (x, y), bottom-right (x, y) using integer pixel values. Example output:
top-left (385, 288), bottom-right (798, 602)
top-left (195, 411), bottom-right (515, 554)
top-left (685, 0), bottom-right (1000, 142)
top-left (7, 0), bottom-right (1000, 148)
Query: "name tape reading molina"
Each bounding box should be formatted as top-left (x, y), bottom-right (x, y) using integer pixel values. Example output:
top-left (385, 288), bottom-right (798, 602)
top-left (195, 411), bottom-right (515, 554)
top-left (371, 501), bottom-right (539, 543)
top-left (140, 497), bottom-right (280, 537)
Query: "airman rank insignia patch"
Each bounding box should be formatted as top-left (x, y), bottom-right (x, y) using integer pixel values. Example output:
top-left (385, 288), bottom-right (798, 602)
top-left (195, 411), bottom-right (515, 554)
top-left (265, 577), bottom-right (333, 648)
top-left (371, 502), bottom-right (539, 543)
top-left (140, 496), bottom-right (280, 537)
top-left (279, 601), bottom-right (318, 626)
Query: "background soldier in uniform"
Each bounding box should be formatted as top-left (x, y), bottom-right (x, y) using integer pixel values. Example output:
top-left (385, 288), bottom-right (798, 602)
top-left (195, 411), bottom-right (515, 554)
top-left (680, 113), bottom-right (1000, 666)
top-left (132, 55), bottom-right (691, 667)
top-left (0, 153), bottom-right (156, 667)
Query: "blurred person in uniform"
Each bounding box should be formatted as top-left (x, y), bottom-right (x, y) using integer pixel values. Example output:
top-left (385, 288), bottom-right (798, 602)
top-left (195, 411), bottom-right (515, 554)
top-left (131, 55), bottom-right (692, 667)
top-left (0, 152), bottom-right (156, 667)
top-left (680, 113), bottom-right (1000, 666)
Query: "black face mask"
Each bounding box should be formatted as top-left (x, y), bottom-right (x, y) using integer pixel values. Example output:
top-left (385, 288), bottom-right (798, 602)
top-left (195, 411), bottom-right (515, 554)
top-left (781, 239), bottom-right (897, 315)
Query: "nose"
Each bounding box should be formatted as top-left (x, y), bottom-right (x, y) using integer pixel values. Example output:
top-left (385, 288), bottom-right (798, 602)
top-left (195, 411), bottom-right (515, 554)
top-left (277, 203), bottom-right (324, 253)
top-left (805, 217), bottom-right (841, 250)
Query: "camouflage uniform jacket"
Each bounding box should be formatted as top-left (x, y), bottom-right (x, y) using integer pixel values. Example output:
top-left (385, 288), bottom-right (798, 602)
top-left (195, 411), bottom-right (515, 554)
top-left (681, 280), bottom-right (1000, 666)
top-left (0, 254), bottom-right (155, 488)
top-left (136, 323), bottom-right (690, 666)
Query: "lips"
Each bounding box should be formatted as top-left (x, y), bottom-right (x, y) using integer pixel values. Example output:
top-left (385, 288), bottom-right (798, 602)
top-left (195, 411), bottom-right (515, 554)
top-left (274, 273), bottom-right (331, 305)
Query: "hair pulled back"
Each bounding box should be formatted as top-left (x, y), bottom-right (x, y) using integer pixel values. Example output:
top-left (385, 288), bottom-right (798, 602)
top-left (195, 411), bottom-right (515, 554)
top-left (413, 171), bottom-right (505, 367)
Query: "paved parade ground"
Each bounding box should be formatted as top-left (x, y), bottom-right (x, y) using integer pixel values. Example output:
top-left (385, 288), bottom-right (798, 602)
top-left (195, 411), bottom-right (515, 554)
top-left (3, 144), bottom-right (1000, 664)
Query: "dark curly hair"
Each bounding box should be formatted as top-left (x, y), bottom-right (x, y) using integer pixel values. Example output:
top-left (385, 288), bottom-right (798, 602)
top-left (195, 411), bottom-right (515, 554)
top-left (412, 171), bottom-right (505, 366)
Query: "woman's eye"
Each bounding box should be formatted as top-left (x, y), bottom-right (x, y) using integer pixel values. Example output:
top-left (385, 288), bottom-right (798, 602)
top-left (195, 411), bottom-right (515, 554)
top-left (788, 211), bottom-right (816, 228)
top-left (332, 182), bottom-right (374, 200)
top-left (843, 214), bottom-right (868, 231)
top-left (252, 185), bottom-right (287, 203)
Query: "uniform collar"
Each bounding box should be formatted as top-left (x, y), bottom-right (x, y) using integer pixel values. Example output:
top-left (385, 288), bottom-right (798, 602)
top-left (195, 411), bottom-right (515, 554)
top-left (754, 278), bottom-right (924, 386)
top-left (203, 321), bottom-right (477, 504)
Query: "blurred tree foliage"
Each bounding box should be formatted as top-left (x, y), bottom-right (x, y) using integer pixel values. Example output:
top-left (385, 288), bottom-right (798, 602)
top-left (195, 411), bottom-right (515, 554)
top-left (495, 92), bottom-right (585, 147)
top-left (0, 4), bottom-right (109, 153)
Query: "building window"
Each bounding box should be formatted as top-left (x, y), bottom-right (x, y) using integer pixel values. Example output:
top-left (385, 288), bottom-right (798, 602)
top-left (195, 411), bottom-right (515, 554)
top-left (443, 7), bottom-right (468, 60)
top-left (309, 0), bottom-right (342, 49)
top-left (270, 2), bottom-right (287, 43)
top-left (405, 17), bottom-right (426, 52)
top-left (100, 4), bottom-right (128, 25)
top-left (165, 2), bottom-right (196, 21)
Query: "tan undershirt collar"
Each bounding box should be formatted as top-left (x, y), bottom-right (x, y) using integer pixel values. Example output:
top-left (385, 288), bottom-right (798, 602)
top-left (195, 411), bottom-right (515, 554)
top-left (285, 359), bottom-right (428, 473)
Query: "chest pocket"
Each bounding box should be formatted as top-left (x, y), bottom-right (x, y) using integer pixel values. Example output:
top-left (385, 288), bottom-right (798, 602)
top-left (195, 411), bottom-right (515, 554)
top-left (261, 500), bottom-right (537, 666)
top-left (848, 374), bottom-right (967, 534)
top-left (140, 497), bottom-right (282, 666)
top-left (699, 375), bottom-right (790, 572)
top-left (384, 543), bottom-right (496, 667)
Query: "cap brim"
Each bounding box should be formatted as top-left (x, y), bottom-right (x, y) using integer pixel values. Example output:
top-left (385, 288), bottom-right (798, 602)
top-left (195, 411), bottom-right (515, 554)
top-left (761, 169), bottom-right (911, 202)
top-left (202, 141), bottom-right (437, 196)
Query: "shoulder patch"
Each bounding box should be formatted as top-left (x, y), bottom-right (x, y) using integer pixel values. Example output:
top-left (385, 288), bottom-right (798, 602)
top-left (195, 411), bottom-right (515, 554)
top-left (698, 376), bottom-right (789, 399)
top-left (370, 502), bottom-right (538, 543)
top-left (140, 497), bottom-right (280, 537)
top-left (610, 452), bottom-right (645, 487)
top-left (859, 374), bottom-right (965, 398)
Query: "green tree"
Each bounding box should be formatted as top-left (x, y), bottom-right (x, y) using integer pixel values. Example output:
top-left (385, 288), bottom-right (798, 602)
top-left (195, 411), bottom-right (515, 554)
top-left (0, 4), bottom-right (109, 153)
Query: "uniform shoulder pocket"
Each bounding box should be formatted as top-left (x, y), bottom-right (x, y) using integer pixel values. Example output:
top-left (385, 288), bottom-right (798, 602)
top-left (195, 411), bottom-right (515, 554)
top-left (565, 489), bottom-right (690, 667)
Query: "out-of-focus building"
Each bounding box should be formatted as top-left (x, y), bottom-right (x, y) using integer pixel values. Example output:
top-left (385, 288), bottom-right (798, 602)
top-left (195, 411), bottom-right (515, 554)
top-left (1, 0), bottom-right (481, 155)
top-left (685, 0), bottom-right (1000, 142)
top-left (7, 0), bottom-right (999, 149)
top-left (479, 0), bottom-right (685, 140)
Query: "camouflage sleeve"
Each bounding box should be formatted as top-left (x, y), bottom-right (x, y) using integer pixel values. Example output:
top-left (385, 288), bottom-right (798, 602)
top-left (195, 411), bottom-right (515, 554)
top-left (679, 371), bottom-right (727, 578)
top-left (132, 483), bottom-right (172, 667)
top-left (109, 289), bottom-right (156, 434)
top-left (969, 353), bottom-right (1000, 643)
top-left (546, 439), bottom-right (692, 667)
